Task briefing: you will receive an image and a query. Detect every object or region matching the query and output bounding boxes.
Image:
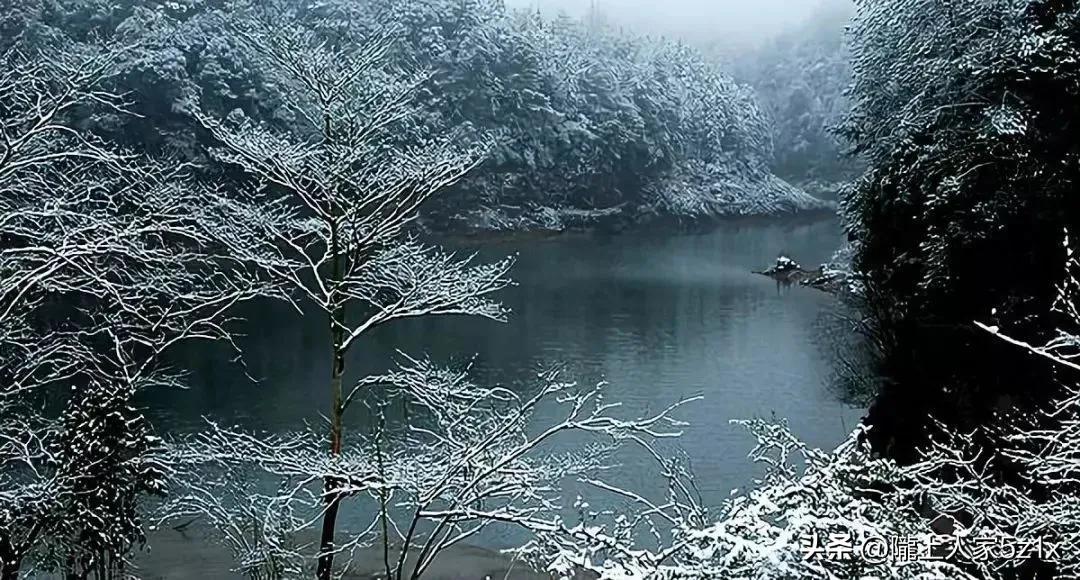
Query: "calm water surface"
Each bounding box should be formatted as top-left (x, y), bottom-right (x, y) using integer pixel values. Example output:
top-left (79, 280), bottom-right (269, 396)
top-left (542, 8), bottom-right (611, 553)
top-left (145, 217), bottom-right (866, 570)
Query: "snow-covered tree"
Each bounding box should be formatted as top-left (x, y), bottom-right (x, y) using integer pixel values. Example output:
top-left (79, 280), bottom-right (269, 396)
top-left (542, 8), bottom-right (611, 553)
top-left (836, 0), bottom-right (1080, 460)
top-left (726, 0), bottom-right (858, 187)
top-left (10, 0), bottom-right (814, 229)
top-left (840, 0), bottom-right (1080, 326)
top-left (0, 38), bottom-right (279, 578)
top-left (170, 4), bottom-right (520, 578)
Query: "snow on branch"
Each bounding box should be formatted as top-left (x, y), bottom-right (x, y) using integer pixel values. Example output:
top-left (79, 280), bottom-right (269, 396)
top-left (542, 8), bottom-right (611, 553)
top-left (0, 41), bottom-right (136, 187)
top-left (194, 8), bottom-right (495, 333)
top-left (340, 240), bottom-right (515, 349)
top-left (160, 358), bottom-right (700, 580)
top-left (153, 478), bottom-right (309, 580)
top-left (1, 37), bottom-right (284, 577)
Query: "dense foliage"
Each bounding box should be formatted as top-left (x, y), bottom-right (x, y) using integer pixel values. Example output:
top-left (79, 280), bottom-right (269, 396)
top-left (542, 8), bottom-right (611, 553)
top-left (844, 0), bottom-right (1080, 331)
top-left (727, 1), bottom-right (859, 191)
top-left (5, 0), bottom-right (825, 231)
top-left (839, 0), bottom-right (1080, 456)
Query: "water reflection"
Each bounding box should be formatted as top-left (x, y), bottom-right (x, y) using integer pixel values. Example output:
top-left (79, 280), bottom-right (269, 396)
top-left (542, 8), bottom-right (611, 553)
top-left (153, 218), bottom-right (866, 511)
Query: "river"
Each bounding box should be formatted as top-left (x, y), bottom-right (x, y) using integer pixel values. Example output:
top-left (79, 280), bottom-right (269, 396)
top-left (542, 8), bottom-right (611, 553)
top-left (142, 216), bottom-right (867, 577)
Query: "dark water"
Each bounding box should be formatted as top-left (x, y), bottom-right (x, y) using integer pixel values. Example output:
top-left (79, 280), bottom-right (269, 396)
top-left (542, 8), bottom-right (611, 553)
top-left (146, 217), bottom-right (865, 566)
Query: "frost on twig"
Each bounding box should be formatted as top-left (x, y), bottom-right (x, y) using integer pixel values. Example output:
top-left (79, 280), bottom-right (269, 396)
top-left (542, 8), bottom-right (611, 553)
top-left (173, 6), bottom-right (517, 579)
top-left (0, 39), bottom-right (281, 577)
top-left (162, 357), bottom-right (700, 580)
top-left (153, 473), bottom-right (310, 580)
top-left (519, 419), bottom-right (969, 580)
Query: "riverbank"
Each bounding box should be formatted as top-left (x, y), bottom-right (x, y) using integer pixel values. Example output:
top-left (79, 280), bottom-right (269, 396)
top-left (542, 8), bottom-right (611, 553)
top-left (128, 527), bottom-right (566, 580)
top-left (432, 206), bottom-right (839, 247)
top-left (423, 173), bottom-right (837, 241)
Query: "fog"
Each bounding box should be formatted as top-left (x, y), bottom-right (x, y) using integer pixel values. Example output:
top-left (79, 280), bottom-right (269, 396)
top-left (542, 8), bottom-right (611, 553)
top-left (506, 0), bottom-right (848, 46)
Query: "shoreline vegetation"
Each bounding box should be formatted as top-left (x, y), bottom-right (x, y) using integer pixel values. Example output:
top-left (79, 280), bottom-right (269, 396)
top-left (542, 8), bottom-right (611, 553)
top-left (429, 204), bottom-right (840, 244)
top-left (15, 0), bottom-right (1080, 575)
top-left (3, 0), bottom-right (807, 237)
top-left (424, 180), bottom-right (837, 240)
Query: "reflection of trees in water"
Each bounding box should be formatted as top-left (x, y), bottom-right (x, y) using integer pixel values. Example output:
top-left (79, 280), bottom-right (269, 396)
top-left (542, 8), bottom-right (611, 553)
top-left (813, 300), bottom-right (880, 408)
top-left (811, 284), bottom-right (1060, 463)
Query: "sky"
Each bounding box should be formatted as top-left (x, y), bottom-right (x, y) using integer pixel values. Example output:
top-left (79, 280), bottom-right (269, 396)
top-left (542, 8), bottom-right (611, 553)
top-left (505, 0), bottom-right (848, 47)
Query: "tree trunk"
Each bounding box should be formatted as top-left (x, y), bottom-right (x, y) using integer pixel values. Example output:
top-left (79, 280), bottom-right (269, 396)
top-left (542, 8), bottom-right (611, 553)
top-left (316, 344), bottom-right (346, 580)
top-left (315, 489), bottom-right (342, 580)
top-left (316, 110), bottom-right (347, 580)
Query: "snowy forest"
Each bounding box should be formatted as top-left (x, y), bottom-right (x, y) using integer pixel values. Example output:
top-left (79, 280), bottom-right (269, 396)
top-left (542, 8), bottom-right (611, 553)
top-left (3, 0), bottom-right (1080, 578)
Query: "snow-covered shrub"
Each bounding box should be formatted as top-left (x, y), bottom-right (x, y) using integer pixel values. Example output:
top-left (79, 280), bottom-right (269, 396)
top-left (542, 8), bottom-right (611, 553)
top-left (529, 233), bottom-right (1080, 579)
top-left (519, 419), bottom-right (977, 580)
top-left (647, 161), bottom-right (833, 220)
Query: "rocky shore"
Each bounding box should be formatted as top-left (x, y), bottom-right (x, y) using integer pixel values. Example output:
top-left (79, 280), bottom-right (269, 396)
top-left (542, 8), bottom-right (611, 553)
top-left (754, 253), bottom-right (861, 297)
